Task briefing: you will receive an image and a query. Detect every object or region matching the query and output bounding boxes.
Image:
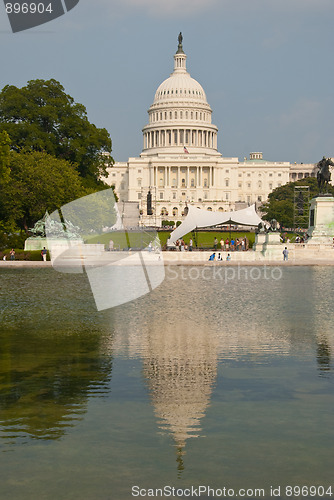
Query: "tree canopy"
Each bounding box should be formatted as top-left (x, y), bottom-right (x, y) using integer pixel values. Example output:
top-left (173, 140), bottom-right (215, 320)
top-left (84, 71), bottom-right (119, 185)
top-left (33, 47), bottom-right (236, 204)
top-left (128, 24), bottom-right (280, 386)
top-left (0, 79), bottom-right (114, 186)
top-left (0, 130), bottom-right (10, 183)
top-left (0, 150), bottom-right (93, 232)
top-left (261, 177), bottom-right (334, 228)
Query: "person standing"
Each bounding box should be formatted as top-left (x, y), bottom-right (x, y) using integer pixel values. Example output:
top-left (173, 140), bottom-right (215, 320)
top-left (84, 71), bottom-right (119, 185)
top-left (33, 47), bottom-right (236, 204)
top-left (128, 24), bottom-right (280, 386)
top-left (213, 237), bottom-right (218, 250)
top-left (220, 238), bottom-right (224, 251)
top-left (283, 247), bottom-right (289, 261)
top-left (189, 238), bottom-right (193, 251)
top-left (10, 248), bottom-right (15, 261)
top-left (41, 247), bottom-right (47, 261)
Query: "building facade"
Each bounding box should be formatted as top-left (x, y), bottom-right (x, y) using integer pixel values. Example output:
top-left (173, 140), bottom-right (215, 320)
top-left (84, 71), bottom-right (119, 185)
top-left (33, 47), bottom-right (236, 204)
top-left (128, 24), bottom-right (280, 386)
top-left (104, 35), bottom-right (317, 227)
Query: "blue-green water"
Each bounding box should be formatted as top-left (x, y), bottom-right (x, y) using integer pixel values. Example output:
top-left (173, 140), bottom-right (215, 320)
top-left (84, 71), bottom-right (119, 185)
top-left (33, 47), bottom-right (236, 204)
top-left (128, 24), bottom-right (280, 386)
top-left (0, 266), bottom-right (334, 499)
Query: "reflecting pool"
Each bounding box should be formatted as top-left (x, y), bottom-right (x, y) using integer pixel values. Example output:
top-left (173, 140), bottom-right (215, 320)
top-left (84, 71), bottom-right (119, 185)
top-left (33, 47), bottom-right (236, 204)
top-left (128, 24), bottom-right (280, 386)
top-left (1, 266), bottom-right (334, 499)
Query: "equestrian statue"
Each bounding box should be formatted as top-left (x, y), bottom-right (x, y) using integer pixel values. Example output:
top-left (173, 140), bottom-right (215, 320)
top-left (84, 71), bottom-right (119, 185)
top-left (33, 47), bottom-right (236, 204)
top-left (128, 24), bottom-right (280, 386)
top-left (317, 156), bottom-right (334, 193)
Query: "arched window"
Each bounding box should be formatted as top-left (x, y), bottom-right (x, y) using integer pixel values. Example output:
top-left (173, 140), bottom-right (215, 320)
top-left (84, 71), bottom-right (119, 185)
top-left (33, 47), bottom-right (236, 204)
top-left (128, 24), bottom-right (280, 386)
top-left (161, 207), bottom-right (168, 216)
top-left (172, 207), bottom-right (178, 216)
top-left (207, 207), bottom-right (212, 211)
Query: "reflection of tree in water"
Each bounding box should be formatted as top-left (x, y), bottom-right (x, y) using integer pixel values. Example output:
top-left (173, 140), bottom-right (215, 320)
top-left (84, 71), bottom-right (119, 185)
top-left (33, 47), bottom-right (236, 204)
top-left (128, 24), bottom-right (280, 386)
top-left (316, 337), bottom-right (331, 377)
top-left (0, 328), bottom-right (112, 443)
top-left (0, 269), bottom-right (114, 445)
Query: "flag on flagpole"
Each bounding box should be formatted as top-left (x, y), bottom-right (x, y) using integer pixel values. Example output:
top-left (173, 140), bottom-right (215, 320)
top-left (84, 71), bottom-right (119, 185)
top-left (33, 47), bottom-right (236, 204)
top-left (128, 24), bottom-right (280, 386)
top-left (184, 146), bottom-right (189, 154)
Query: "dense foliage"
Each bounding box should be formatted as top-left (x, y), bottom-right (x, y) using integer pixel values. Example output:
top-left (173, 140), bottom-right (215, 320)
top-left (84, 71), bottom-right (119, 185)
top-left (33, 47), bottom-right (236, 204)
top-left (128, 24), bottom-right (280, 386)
top-left (0, 79), bottom-right (114, 187)
top-left (261, 177), bottom-right (334, 228)
top-left (0, 150), bottom-right (93, 232)
top-left (0, 80), bottom-right (116, 247)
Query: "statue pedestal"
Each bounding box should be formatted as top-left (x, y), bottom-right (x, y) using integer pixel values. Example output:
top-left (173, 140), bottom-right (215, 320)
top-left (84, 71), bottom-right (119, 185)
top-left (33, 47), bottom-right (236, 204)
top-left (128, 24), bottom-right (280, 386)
top-left (307, 196), bottom-right (334, 245)
top-left (253, 233), bottom-right (266, 251)
top-left (24, 237), bottom-right (48, 251)
top-left (253, 232), bottom-right (283, 258)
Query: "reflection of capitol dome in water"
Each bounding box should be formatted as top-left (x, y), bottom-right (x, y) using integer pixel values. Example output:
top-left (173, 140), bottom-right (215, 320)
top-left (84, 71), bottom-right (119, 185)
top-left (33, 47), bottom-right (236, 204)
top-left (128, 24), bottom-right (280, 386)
top-left (142, 320), bottom-right (218, 456)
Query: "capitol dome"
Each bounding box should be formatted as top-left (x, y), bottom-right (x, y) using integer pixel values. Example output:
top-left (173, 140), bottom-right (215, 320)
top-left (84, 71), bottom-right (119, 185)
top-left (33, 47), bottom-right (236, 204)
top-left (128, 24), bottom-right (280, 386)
top-left (141, 34), bottom-right (220, 157)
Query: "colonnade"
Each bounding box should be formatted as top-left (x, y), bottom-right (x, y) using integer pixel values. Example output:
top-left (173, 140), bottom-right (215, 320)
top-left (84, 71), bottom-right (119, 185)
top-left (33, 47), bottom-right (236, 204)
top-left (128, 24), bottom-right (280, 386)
top-left (143, 128), bottom-right (217, 150)
top-left (150, 165), bottom-right (215, 188)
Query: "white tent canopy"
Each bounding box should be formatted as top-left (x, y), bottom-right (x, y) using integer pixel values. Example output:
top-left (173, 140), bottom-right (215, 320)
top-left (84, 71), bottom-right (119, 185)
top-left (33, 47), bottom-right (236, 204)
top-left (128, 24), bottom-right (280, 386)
top-left (169, 204), bottom-right (263, 243)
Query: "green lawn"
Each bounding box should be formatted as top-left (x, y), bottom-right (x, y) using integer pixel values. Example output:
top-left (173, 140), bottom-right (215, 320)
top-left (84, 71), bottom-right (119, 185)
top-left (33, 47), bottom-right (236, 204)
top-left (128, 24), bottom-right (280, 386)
top-left (85, 230), bottom-right (257, 250)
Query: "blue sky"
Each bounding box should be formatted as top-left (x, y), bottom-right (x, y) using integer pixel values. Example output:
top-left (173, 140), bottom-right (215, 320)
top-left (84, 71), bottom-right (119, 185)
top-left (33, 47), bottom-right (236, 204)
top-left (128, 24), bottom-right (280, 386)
top-left (0, 0), bottom-right (333, 164)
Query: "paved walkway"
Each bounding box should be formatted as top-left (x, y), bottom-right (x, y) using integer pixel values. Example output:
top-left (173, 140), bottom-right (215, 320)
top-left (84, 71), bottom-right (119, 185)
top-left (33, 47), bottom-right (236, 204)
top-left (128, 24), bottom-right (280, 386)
top-left (1, 252), bottom-right (334, 267)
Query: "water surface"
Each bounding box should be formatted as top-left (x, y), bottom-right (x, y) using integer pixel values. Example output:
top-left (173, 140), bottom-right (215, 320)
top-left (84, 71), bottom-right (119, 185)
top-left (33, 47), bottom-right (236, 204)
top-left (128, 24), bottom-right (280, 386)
top-left (0, 266), bottom-right (334, 499)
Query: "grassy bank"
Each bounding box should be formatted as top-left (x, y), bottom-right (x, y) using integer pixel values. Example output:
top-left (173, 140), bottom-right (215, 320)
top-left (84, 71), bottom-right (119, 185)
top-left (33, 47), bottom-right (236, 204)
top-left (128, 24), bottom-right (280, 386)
top-left (86, 230), bottom-right (257, 250)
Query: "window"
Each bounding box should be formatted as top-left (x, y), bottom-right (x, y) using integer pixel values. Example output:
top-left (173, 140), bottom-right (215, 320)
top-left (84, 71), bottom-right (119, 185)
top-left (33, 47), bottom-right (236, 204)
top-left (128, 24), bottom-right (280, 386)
top-left (225, 193), bottom-right (229, 200)
top-left (204, 178), bottom-right (208, 187)
top-left (269, 173), bottom-right (273, 177)
top-left (138, 193), bottom-right (142, 199)
top-left (173, 192), bottom-right (176, 199)
top-left (159, 192), bottom-right (163, 199)
top-left (181, 178), bottom-right (186, 187)
top-left (225, 179), bottom-right (229, 187)
top-left (204, 192), bottom-right (208, 200)
top-left (172, 207), bottom-right (178, 216)
top-left (278, 173), bottom-right (282, 177)
top-left (257, 196), bottom-right (262, 202)
top-left (238, 182), bottom-right (242, 188)
top-left (172, 178), bottom-right (177, 187)
top-left (159, 178), bottom-right (164, 186)
top-left (161, 207), bottom-right (168, 216)
top-left (191, 178), bottom-right (195, 187)
top-left (137, 179), bottom-right (142, 187)
top-left (207, 207), bottom-right (212, 211)
top-left (269, 183), bottom-right (273, 189)
top-left (247, 173), bottom-right (251, 177)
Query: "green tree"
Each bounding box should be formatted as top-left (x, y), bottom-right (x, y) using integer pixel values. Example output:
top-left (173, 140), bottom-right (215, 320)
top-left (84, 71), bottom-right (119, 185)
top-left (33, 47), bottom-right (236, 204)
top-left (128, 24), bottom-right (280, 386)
top-left (0, 151), bottom-right (92, 231)
top-left (261, 177), bottom-right (334, 228)
top-left (0, 130), bottom-right (10, 183)
top-left (0, 79), bottom-right (114, 186)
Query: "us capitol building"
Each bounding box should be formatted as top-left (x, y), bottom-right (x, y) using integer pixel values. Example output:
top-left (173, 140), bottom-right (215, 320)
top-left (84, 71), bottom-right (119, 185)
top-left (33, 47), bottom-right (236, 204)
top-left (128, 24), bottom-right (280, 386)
top-left (105, 34), bottom-right (317, 227)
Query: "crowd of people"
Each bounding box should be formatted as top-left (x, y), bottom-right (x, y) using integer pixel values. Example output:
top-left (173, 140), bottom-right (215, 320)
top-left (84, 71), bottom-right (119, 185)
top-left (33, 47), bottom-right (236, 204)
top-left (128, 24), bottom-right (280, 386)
top-left (173, 236), bottom-right (250, 252)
